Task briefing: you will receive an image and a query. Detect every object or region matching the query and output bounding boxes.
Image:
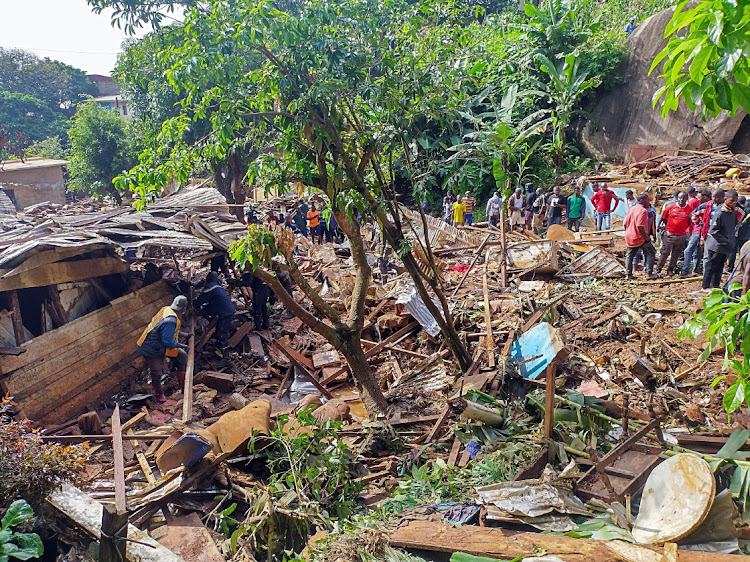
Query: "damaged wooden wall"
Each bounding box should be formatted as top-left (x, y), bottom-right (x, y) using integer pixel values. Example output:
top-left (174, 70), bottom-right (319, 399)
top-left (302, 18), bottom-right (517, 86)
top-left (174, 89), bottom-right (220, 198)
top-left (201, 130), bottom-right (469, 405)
top-left (0, 280), bottom-right (174, 425)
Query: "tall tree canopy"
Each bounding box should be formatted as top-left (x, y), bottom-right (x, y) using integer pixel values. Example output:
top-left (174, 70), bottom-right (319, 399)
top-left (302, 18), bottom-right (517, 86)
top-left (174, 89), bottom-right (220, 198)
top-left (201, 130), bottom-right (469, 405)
top-left (651, 0), bottom-right (750, 118)
top-left (0, 48), bottom-right (97, 156)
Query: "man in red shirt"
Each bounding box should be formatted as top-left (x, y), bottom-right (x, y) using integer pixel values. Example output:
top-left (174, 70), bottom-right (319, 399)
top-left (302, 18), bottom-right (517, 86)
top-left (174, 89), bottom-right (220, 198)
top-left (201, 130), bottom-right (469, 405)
top-left (624, 193), bottom-right (657, 280)
top-left (656, 191), bottom-right (691, 275)
top-left (590, 183), bottom-right (621, 231)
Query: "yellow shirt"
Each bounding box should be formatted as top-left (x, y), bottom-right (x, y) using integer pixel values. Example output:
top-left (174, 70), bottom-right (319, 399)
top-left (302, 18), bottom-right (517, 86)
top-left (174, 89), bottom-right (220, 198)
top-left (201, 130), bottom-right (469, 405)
top-left (452, 202), bottom-right (466, 224)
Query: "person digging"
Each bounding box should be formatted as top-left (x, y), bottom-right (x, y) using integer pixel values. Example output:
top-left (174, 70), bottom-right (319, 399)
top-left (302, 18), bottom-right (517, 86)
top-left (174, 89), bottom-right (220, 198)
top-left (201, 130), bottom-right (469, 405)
top-left (136, 295), bottom-right (191, 404)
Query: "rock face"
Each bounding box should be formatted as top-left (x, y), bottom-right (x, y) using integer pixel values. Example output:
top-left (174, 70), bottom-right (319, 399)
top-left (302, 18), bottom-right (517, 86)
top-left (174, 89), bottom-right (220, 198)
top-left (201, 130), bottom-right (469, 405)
top-left (580, 7), bottom-right (747, 163)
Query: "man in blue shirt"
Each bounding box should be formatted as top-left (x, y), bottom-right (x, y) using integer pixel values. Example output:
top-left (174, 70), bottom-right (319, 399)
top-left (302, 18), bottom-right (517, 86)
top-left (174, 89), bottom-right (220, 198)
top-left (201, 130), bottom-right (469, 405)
top-left (137, 295), bottom-right (190, 403)
top-left (196, 272), bottom-right (235, 355)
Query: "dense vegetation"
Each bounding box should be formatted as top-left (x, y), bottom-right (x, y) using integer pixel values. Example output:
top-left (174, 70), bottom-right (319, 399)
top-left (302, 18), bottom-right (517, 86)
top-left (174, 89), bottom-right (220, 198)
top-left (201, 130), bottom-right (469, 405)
top-left (0, 48), bottom-right (97, 158)
top-left (95, 0), bottom-right (676, 209)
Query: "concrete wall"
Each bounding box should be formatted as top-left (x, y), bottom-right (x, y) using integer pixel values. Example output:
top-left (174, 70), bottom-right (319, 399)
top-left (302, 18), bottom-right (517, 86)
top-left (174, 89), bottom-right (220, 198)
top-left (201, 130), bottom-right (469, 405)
top-left (0, 166), bottom-right (66, 209)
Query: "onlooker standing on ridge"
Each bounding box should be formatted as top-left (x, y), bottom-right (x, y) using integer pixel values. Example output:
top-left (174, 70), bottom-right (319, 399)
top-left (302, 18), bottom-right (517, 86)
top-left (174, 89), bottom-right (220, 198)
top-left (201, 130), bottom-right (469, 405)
top-left (452, 195), bottom-right (467, 226)
top-left (703, 189), bottom-right (741, 289)
top-left (508, 188), bottom-right (525, 232)
top-left (566, 186), bottom-right (586, 232)
top-left (531, 187), bottom-right (546, 235)
top-left (655, 191), bottom-right (690, 276)
top-left (624, 189), bottom-right (637, 209)
top-left (590, 183), bottom-right (620, 231)
top-left (524, 183), bottom-right (537, 230)
top-left (463, 191), bottom-right (477, 226)
top-left (307, 202), bottom-right (322, 244)
top-left (546, 186), bottom-right (566, 226)
top-left (443, 194), bottom-right (453, 225)
top-left (624, 193), bottom-right (657, 280)
top-left (681, 188), bottom-right (712, 277)
top-left (486, 191), bottom-right (503, 229)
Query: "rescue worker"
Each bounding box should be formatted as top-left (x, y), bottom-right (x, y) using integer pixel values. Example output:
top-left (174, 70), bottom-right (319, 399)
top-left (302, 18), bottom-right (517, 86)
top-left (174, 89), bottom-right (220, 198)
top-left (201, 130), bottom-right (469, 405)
top-left (136, 295), bottom-right (190, 403)
top-left (195, 272), bottom-right (235, 357)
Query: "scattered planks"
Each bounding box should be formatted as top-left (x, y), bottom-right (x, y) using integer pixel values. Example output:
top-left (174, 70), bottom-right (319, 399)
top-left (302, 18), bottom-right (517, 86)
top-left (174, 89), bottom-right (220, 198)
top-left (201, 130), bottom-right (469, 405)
top-left (388, 520), bottom-right (739, 562)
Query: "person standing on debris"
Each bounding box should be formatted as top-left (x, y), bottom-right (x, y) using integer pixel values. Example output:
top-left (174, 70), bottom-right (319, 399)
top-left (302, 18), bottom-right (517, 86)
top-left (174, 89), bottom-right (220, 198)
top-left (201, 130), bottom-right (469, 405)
top-left (508, 188), bottom-right (525, 232)
top-left (452, 195), bottom-right (467, 226)
top-left (292, 204), bottom-right (308, 237)
top-left (531, 188), bottom-right (546, 234)
top-left (680, 188), bottom-right (712, 277)
top-left (728, 198), bottom-right (750, 272)
top-left (524, 183), bottom-right (536, 229)
top-left (566, 186), bottom-right (586, 232)
top-left (703, 189), bottom-right (742, 289)
top-left (307, 203), bottom-right (323, 244)
top-left (725, 238), bottom-right (750, 299)
top-left (590, 183), bottom-right (620, 231)
top-left (486, 191), bottom-right (503, 228)
top-left (464, 191), bottom-right (477, 226)
top-left (136, 295), bottom-right (190, 403)
top-left (443, 194), bottom-right (453, 225)
top-left (546, 186), bottom-right (566, 227)
top-left (238, 272), bottom-right (272, 330)
top-left (323, 207), bottom-right (339, 243)
top-left (624, 190), bottom-right (637, 209)
top-left (624, 194), bottom-right (657, 280)
top-left (655, 191), bottom-right (691, 276)
top-left (196, 272), bottom-right (235, 359)
top-left (283, 213), bottom-right (300, 234)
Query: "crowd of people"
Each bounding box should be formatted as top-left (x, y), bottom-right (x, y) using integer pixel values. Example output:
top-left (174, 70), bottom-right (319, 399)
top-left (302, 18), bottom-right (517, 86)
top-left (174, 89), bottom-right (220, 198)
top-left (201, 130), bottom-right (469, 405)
top-left (246, 198), bottom-right (342, 244)
top-left (442, 182), bottom-right (750, 295)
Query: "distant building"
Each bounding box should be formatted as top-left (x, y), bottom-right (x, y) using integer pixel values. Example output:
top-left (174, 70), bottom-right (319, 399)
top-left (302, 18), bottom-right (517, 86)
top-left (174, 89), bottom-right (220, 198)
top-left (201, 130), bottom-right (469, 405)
top-left (86, 74), bottom-right (131, 118)
top-left (87, 74), bottom-right (119, 97)
top-left (0, 158), bottom-right (69, 210)
top-left (92, 95), bottom-right (131, 118)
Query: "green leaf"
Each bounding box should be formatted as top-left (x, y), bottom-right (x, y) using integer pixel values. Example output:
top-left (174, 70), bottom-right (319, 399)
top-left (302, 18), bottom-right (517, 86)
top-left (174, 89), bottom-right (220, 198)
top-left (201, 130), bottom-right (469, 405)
top-left (716, 78), bottom-right (733, 110)
top-left (717, 429), bottom-right (750, 458)
top-left (7, 533), bottom-right (43, 560)
top-left (733, 83), bottom-right (750, 113)
top-left (723, 379), bottom-right (746, 415)
top-left (689, 45), bottom-right (714, 83)
top-left (1, 502), bottom-right (33, 531)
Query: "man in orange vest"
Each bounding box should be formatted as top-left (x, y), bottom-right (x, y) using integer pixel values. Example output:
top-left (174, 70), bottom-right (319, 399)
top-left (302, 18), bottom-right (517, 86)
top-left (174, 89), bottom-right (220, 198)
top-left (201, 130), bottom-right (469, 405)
top-left (307, 203), bottom-right (322, 244)
top-left (137, 295), bottom-right (190, 403)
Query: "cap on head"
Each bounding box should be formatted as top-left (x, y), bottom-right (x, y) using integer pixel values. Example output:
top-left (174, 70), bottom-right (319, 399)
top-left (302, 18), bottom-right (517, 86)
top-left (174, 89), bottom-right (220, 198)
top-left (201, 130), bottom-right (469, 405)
top-left (170, 295), bottom-right (188, 312)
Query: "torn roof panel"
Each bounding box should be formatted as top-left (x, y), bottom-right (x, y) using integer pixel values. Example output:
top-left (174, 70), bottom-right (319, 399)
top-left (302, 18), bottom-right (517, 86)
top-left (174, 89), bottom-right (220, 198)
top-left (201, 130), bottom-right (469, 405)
top-left (0, 232), bottom-right (116, 271)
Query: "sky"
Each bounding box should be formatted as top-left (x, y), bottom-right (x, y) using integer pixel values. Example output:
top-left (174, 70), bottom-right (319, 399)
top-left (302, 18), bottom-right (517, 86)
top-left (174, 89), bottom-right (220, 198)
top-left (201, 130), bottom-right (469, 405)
top-left (0, 0), bottom-right (155, 75)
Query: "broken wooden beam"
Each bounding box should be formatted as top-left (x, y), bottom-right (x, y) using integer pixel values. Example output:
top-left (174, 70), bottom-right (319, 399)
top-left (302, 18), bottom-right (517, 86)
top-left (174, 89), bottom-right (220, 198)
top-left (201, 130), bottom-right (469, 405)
top-left (182, 315), bottom-right (196, 424)
top-left (388, 520), bottom-right (737, 562)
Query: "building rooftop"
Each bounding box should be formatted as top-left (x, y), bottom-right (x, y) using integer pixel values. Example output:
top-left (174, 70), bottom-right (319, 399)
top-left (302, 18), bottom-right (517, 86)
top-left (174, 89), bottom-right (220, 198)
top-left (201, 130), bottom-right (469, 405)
top-left (93, 95), bottom-right (127, 104)
top-left (0, 158), bottom-right (70, 173)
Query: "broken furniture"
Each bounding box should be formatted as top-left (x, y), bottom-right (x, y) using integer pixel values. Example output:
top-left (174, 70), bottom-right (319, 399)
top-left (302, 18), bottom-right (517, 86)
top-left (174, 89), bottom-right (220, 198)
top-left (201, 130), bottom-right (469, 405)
top-left (576, 418), bottom-right (666, 503)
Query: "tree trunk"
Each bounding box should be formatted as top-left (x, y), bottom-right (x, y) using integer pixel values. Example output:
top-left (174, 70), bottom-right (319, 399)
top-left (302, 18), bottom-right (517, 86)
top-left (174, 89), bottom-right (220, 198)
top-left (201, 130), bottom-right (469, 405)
top-left (227, 152), bottom-right (246, 222)
top-left (338, 330), bottom-right (389, 413)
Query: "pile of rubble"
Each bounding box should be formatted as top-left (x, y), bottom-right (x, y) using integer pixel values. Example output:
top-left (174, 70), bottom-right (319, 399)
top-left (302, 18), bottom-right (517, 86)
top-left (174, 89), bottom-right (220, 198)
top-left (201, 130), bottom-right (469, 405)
top-left (3, 188), bottom-right (750, 561)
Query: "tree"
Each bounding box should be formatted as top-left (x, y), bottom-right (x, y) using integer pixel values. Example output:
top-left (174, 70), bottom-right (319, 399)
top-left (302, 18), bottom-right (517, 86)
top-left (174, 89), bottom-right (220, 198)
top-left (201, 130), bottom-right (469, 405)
top-left (651, 0), bottom-right (750, 118)
top-left (0, 91), bottom-right (65, 158)
top-left (23, 136), bottom-right (66, 160)
top-left (67, 101), bottom-right (137, 203)
top-left (0, 48), bottom-right (97, 116)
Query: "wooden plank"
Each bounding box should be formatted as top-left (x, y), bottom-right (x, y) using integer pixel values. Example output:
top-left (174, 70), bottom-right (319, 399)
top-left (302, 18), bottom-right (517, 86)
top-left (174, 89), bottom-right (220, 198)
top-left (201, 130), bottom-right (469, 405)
top-left (447, 438), bottom-right (462, 466)
top-left (482, 273), bottom-right (496, 368)
top-left (0, 346), bottom-right (25, 356)
top-left (0, 246), bottom-right (94, 278)
top-left (388, 521), bottom-right (734, 562)
top-left (451, 234), bottom-right (491, 297)
top-left (100, 505), bottom-right (128, 562)
top-left (8, 289), bottom-right (24, 345)
top-left (248, 333), bottom-right (265, 357)
top-left (1, 281), bottom-right (171, 375)
top-left (228, 321), bottom-right (253, 348)
top-left (320, 321), bottom-right (419, 386)
top-left (521, 293), bottom-right (568, 332)
top-left (0, 256), bottom-right (129, 292)
top-left (543, 362), bottom-right (556, 439)
top-left (424, 405), bottom-right (452, 444)
top-left (48, 482), bottom-right (185, 562)
top-left (111, 405), bottom-right (127, 515)
top-left (271, 340), bottom-right (333, 400)
top-left (182, 317), bottom-right (196, 424)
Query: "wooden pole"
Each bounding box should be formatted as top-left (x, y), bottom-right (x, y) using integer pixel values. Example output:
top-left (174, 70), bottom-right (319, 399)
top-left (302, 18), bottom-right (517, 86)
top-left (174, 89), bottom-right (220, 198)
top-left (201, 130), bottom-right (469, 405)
top-left (8, 289), bottom-right (25, 345)
top-left (482, 273), bottom-right (496, 368)
top-left (499, 208), bottom-right (508, 288)
top-left (100, 404), bottom-right (127, 562)
top-left (182, 317), bottom-right (196, 424)
top-left (544, 362), bottom-right (556, 439)
top-left (451, 234), bottom-right (492, 297)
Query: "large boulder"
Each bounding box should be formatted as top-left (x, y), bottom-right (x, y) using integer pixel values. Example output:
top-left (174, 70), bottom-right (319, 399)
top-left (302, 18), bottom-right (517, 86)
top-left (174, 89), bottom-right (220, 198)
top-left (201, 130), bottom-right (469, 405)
top-left (580, 7), bottom-right (747, 163)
